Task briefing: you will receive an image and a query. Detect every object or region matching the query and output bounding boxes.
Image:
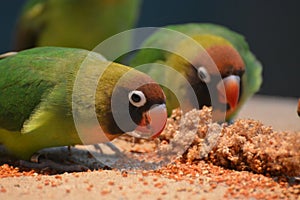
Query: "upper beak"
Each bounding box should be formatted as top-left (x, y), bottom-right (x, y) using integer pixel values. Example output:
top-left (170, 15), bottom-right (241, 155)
top-left (129, 104), bottom-right (167, 139)
top-left (217, 75), bottom-right (240, 110)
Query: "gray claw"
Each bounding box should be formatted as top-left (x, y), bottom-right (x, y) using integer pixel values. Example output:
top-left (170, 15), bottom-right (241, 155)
top-left (105, 142), bottom-right (122, 155)
top-left (30, 152), bottom-right (42, 163)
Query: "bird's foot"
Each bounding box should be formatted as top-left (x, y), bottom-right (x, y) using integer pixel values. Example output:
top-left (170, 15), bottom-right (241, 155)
top-left (104, 142), bottom-right (123, 156)
top-left (92, 142), bottom-right (123, 157)
top-left (19, 153), bottom-right (89, 172)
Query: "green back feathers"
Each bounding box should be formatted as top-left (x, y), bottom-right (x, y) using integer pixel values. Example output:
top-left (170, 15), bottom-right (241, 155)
top-left (15, 0), bottom-right (142, 50)
top-left (0, 47), bottom-right (89, 131)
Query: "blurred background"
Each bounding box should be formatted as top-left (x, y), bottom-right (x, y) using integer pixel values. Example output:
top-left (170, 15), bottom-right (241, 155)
top-left (0, 0), bottom-right (299, 98)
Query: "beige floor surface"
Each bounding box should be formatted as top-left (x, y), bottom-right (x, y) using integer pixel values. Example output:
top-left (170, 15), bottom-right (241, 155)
top-left (238, 95), bottom-right (300, 131)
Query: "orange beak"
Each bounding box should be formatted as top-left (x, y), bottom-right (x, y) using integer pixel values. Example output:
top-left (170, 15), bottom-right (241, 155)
top-left (128, 104), bottom-right (167, 139)
top-left (217, 75), bottom-right (240, 110)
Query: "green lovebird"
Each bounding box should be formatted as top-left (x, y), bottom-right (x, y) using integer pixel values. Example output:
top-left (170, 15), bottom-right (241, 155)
top-left (14, 0), bottom-right (142, 50)
top-left (130, 23), bottom-right (263, 121)
top-left (0, 47), bottom-right (167, 160)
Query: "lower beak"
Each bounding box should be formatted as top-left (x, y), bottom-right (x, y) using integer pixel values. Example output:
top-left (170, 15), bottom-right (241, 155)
top-left (129, 104), bottom-right (167, 139)
top-left (217, 75), bottom-right (240, 110)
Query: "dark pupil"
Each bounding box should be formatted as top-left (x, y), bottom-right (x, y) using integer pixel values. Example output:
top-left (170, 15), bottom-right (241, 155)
top-left (131, 93), bottom-right (141, 103)
top-left (199, 71), bottom-right (206, 79)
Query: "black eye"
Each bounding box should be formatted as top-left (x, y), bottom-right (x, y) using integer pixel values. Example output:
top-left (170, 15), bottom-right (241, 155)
top-left (128, 90), bottom-right (146, 107)
top-left (131, 93), bottom-right (141, 102)
top-left (235, 69), bottom-right (245, 77)
top-left (197, 66), bottom-right (211, 83)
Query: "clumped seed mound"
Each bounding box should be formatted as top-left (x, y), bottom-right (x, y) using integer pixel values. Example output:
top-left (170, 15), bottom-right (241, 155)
top-left (158, 107), bottom-right (300, 177)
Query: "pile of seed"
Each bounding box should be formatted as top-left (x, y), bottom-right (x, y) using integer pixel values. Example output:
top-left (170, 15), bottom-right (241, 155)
top-left (159, 107), bottom-right (300, 177)
top-left (0, 164), bottom-right (36, 178)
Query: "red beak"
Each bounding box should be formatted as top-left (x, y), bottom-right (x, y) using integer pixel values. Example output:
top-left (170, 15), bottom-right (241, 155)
top-left (217, 75), bottom-right (240, 110)
top-left (128, 104), bottom-right (167, 139)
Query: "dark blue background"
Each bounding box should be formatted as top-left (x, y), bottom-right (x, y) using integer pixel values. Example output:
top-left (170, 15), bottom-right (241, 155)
top-left (1, 0), bottom-right (299, 97)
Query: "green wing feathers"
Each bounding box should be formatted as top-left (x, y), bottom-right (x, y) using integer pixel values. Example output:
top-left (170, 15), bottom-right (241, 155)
top-left (0, 47), bottom-right (92, 158)
top-left (14, 0), bottom-right (142, 50)
top-left (0, 47), bottom-right (91, 130)
top-left (0, 52), bottom-right (54, 131)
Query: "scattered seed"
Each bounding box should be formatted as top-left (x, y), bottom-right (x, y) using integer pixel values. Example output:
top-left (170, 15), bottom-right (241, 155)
top-left (100, 189), bottom-right (111, 195)
top-left (108, 181), bottom-right (114, 186)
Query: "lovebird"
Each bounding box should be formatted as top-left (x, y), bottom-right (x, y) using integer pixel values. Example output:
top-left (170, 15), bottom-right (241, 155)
top-left (130, 23), bottom-right (263, 121)
top-left (14, 0), bottom-right (142, 50)
top-left (0, 47), bottom-right (167, 160)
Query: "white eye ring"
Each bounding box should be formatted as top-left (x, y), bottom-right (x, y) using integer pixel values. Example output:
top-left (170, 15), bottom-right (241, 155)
top-left (197, 66), bottom-right (211, 83)
top-left (128, 90), bottom-right (147, 107)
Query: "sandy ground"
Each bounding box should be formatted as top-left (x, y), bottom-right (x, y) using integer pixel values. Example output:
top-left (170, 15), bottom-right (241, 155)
top-left (0, 170), bottom-right (227, 200)
top-left (0, 95), bottom-right (299, 200)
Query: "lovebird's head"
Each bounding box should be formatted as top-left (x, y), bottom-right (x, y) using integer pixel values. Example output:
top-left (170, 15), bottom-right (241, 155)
top-left (96, 64), bottom-right (167, 140)
top-left (168, 34), bottom-right (245, 120)
top-left (127, 83), bottom-right (167, 138)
